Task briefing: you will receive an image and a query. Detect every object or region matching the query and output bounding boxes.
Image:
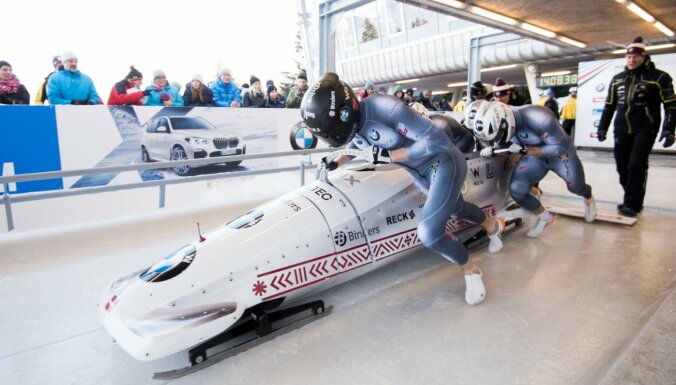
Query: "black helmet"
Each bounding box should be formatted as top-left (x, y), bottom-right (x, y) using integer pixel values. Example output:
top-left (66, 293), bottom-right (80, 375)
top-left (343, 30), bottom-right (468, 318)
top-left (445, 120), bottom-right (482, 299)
top-left (300, 72), bottom-right (360, 147)
top-left (469, 81), bottom-right (486, 101)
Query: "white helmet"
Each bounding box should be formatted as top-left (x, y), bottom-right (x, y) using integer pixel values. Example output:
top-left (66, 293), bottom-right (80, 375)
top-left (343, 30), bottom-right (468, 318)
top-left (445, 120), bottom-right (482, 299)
top-left (463, 99), bottom-right (487, 130)
top-left (473, 101), bottom-right (515, 144)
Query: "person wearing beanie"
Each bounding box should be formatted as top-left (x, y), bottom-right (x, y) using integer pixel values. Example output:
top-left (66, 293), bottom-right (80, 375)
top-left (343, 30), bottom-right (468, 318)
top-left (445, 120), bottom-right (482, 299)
top-left (560, 87), bottom-right (577, 136)
top-left (392, 85), bottom-right (404, 101)
top-left (286, 70), bottom-right (309, 108)
top-left (47, 51), bottom-right (101, 105)
top-left (596, 36), bottom-right (676, 217)
top-left (377, 85), bottom-right (387, 95)
top-left (35, 55), bottom-right (63, 104)
top-left (210, 67), bottom-right (241, 107)
top-left (242, 75), bottom-right (266, 108)
top-left (265, 84), bottom-right (285, 108)
top-left (108, 66), bottom-right (150, 105)
top-left (183, 73), bottom-right (214, 106)
top-left (491, 77), bottom-right (530, 106)
top-left (360, 81), bottom-right (376, 100)
top-left (0, 60), bottom-right (30, 105)
top-left (143, 69), bottom-right (184, 107)
top-left (469, 81), bottom-right (486, 102)
top-left (404, 88), bottom-right (414, 103)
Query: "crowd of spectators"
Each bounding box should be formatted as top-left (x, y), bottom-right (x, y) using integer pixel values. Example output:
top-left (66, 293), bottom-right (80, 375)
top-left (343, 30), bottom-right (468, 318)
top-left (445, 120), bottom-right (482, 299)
top-left (0, 51), bottom-right (308, 109)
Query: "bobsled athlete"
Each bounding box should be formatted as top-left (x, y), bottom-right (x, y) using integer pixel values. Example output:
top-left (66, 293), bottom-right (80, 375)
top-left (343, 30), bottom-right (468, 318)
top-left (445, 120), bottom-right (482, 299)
top-left (300, 73), bottom-right (505, 306)
top-left (474, 102), bottom-right (596, 238)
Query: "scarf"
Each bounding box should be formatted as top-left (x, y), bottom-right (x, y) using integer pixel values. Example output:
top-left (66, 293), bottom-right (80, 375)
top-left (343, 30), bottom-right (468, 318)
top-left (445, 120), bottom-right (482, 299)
top-left (0, 75), bottom-right (20, 94)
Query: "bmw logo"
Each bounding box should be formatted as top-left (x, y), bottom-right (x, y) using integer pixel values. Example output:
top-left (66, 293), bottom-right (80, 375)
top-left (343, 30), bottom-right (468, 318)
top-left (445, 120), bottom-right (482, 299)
top-left (334, 231), bottom-right (347, 247)
top-left (369, 130), bottom-right (380, 141)
top-left (289, 121), bottom-right (318, 150)
top-left (596, 83), bottom-right (605, 92)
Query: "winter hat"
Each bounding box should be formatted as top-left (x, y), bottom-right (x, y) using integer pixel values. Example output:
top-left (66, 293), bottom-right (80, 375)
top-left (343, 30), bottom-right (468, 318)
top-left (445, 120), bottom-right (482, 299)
top-left (626, 36), bottom-right (646, 55)
top-left (393, 85), bottom-right (404, 95)
top-left (61, 51), bottom-right (77, 62)
top-left (0, 60), bottom-right (10, 69)
top-left (405, 88), bottom-right (414, 96)
top-left (192, 74), bottom-right (203, 83)
top-left (544, 88), bottom-right (554, 96)
top-left (377, 86), bottom-right (387, 93)
top-left (241, 83), bottom-right (250, 89)
top-left (126, 66), bottom-right (143, 80)
top-left (470, 81), bottom-right (486, 98)
top-left (569, 86), bottom-right (577, 94)
top-left (267, 84), bottom-right (277, 95)
top-left (153, 69), bottom-right (166, 79)
top-left (52, 55), bottom-right (62, 65)
top-left (492, 78), bottom-right (513, 97)
top-left (218, 67), bottom-right (231, 76)
top-left (297, 70), bottom-right (307, 80)
top-left (365, 81), bottom-right (375, 90)
top-left (250, 75), bottom-right (260, 85)
top-left (266, 80), bottom-right (274, 87)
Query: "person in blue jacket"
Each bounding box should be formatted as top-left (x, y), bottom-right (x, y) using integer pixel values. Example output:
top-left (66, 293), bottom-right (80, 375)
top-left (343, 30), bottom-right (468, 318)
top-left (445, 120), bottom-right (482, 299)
top-left (301, 73), bottom-right (507, 306)
top-left (47, 51), bottom-right (101, 105)
top-left (210, 67), bottom-right (241, 107)
top-left (144, 69), bottom-right (184, 107)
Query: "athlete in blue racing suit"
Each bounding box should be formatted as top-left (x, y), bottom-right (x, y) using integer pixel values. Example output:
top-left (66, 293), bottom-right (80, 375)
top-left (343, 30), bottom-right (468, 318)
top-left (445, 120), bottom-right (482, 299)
top-left (474, 102), bottom-right (597, 237)
top-left (300, 73), bottom-right (504, 305)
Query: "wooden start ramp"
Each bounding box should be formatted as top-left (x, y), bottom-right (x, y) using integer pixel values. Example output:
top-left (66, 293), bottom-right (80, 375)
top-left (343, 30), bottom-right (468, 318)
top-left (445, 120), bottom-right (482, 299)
top-left (543, 204), bottom-right (638, 226)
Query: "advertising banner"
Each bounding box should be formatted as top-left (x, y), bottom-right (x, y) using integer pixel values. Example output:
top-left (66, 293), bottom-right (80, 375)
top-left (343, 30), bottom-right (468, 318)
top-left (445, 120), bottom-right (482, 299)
top-left (575, 52), bottom-right (676, 152)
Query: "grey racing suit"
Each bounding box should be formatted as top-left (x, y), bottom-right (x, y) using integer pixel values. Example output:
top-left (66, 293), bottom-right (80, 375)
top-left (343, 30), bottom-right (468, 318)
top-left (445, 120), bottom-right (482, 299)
top-left (349, 95), bottom-right (486, 265)
top-left (509, 105), bottom-right (592, 211)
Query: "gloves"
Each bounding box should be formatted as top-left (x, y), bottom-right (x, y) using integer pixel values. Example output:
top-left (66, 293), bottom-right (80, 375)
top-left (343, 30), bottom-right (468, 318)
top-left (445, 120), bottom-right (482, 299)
top-left (480, 147), bottom-right (494, 157)
top-left (71, 100), bottom-right (89, 105)
top-left (371, 146), bottom-right (391, 164)
top-left (597, 131), bottom-right (607, 142)
top-left (142, 89), bottom-right (151, 96)
top-left (321, 157), bottom-right (338, 171)
top-left (659, 131), bottom-right (675, 148)
top-left (508, 143), bottom-right (527, 154)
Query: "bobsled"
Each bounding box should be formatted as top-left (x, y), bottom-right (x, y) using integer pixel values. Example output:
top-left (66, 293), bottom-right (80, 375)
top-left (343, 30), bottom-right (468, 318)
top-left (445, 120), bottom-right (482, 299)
top-left (98, 118), bottom-right (520, 378)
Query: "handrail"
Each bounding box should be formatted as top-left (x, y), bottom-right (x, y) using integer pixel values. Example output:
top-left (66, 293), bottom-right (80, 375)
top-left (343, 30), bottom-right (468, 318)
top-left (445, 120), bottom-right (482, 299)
top-left (1, 148), bottom-right (337, 232)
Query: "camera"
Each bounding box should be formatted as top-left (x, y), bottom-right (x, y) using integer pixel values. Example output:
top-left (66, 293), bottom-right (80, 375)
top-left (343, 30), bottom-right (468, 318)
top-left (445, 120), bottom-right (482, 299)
top-left (296, 91), bottom-right (305, 98)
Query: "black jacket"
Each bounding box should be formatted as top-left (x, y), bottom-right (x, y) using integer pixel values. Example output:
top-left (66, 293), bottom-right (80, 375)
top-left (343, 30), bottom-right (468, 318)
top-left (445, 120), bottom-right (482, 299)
top-left (598, 58), bottom-right (676, 136)
top-left (0, 84), bottom-right (30, 104)
top-left (182, 85), bottom-right (214, 106)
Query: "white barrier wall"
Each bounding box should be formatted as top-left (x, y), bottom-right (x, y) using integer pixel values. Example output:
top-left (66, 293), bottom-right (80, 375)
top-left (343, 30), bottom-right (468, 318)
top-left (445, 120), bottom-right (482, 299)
top-left (0, 106), bottom-right (327, 232)
top-left (575, 52), bottom-right (676, 152)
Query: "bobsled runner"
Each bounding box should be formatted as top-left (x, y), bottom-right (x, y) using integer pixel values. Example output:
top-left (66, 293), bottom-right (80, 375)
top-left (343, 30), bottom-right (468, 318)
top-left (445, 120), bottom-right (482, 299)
top-left (99, 144), bottom-right (523, 379)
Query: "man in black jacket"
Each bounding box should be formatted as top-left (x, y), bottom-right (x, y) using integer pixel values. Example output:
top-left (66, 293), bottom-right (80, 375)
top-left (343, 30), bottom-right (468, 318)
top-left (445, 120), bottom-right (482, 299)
top-left (596, 37), bottom-right (676, 217)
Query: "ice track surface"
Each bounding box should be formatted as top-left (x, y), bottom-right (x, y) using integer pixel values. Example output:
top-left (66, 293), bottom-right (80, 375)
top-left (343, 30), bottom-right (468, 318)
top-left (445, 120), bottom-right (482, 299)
top-left (1, 151), bottom-right (675, 385)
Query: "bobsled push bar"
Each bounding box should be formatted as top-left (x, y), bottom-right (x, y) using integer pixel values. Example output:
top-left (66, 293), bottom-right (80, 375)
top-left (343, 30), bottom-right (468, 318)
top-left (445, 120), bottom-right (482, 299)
top-left (542, 204), bottom-right (637, 226)
top-left (153, 300), bottom-right (332, 380)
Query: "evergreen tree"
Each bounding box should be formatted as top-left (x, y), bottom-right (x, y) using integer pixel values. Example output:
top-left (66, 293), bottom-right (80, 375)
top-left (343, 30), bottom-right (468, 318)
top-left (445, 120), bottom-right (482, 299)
top-left (361, 18), bottom-right (379, 42)
top-left (280, 12), bottom-right (306, 96)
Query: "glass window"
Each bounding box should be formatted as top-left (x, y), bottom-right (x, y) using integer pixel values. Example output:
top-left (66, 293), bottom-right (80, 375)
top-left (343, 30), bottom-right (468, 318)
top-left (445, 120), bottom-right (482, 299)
top-left (140, 245), bottom-right (197, 283)
top-left (170, 117), bottom-right (215, 130)
top-left (336, 12), bottom-right (357, 50)
top-left (379, 0), bottom-right (403, 37)
top-left (354, 2), bottom-right (380, 43)
top-left (404, 3), bottom-right (433, 30)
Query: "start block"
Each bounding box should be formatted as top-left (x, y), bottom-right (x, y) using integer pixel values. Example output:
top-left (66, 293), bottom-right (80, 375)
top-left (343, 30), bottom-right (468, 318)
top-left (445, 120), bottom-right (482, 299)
top-left (543, 204), bottom-right (638, 226)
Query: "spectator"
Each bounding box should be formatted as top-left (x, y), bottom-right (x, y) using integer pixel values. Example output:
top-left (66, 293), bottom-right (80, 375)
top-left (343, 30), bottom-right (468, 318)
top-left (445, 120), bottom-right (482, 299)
top-left (469, 81), bottom-right (487, 102)
top-left (265, 84), bottom-right (285, 108)
top-left (47, 51), bottom-right (101, 105)
top-left (542, 89), bottom-right (559, 119)
top-left (392, 85), bottom-right (404, 101)
top-left (242, 75), bottom-right (266, 108)
top-left (34, 55), bottom-right (62, 105)
top-left (286, 70), bottom-right (308, 108)
top-left (453, 90), bottom-right (467, 112)
top-left (596, 36), bottom-right (675, 217)
top-left (420, 89), bottom-right (433, 110)
top-left (107, 66), bottom-right (148, 106)
top-left (183, 74), bottom-right (214, 106)
top-left (360, 81), bottom-right (375, 100)
top-left (404, 88), bottom-right (415, 104)
top-left (377, 86), bottom-right (387, 95)
top-left (144, 69), bottom-right (184, 107)
top-left (267, 79), bottom-right (286, 104)
top-left (211, 67), bottom-right (241, 107)
top-left (239, 82), bottom-right (250, 100)
top-left (0, 60), bottom-right (30, 105)
top-left (492, 78), bottom-right (530, 106)
top-left (561, 87), bottom-right (577, 136)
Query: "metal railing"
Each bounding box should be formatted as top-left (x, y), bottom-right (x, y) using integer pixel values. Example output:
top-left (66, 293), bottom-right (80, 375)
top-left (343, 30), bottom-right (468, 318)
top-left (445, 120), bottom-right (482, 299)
top-left (0, 148), bottom-right (334, 232)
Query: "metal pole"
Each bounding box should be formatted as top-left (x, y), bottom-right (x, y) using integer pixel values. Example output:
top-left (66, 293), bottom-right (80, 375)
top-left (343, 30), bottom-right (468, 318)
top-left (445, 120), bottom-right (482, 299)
top-left (3, 186), bottom-right (14, 231)
top-left (159, 182), bottom-right (166, 208)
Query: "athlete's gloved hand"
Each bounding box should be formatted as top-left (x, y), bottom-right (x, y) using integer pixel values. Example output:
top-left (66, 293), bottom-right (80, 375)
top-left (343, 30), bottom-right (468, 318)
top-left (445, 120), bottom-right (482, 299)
top-left (321, 156), bottom-right (338, 171)
top-left (659, 131), bottom-right (675, 148)
top-left (370, 146), bottom-right (391, 164)
top-left (597, 130), bottom-right (607, 142)
top-left (508, 143), bottom-right (527, 154)
top-left (479, 147), bottom-right (495, 157)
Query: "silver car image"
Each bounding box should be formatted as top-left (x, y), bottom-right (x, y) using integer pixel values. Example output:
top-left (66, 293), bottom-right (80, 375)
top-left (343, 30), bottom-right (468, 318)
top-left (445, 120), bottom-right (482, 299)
top-left (140, 116), bottom-right (246, 176)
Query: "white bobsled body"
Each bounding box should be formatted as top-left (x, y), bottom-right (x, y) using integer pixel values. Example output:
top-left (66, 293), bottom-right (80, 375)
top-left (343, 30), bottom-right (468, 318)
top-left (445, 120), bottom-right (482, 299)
top-left (99, 153), bottom-right (514, 361)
